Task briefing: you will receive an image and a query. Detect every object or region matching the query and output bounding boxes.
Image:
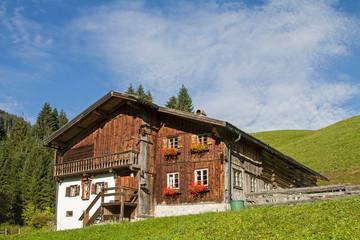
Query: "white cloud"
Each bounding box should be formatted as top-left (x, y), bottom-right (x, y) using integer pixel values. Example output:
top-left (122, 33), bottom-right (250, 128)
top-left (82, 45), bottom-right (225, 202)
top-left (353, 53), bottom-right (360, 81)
top-left (0, 94), bottom-right (20, 114)
top-left (0, 4), bottom-right (53, 60)
top-left (72, 0), bottom-right (359, 132)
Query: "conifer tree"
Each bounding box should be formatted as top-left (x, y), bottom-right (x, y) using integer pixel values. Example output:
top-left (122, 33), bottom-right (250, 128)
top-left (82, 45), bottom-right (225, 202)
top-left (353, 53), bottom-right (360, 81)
top-left (32, 103), bottom-right (58, 140)
top-left (58, 110), bottom-right (68, 128)
top-left (145, 91), bottom-right (153, 102)
top-left (166, 96), bottom-right (177, 109)
top-left (0, 120), bottom-right (5, 140)
top-left (125, 83), bottom-right (135, 95)
top-left (175, 84), bottom-right (194, 112)
top-left (126, 83), bottom-right (154, 102)
top-left (136, 84), bottom-right (147, 99)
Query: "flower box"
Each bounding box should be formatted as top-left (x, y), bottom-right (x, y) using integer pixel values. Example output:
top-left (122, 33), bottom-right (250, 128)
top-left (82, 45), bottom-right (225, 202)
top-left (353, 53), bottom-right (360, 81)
top-left (189, 143), bottom-right (209, 153)
top-left (189, 181), bottom-right (208, 195)
top-left (162, 186), bottom-right (179, 196)
top-left (163, 147), bottom-right (180, 157)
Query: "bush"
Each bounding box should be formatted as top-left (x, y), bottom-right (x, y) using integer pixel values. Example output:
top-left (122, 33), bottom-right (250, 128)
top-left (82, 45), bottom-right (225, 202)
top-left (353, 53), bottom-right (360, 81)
top-left (29, 212), bottom-right (53, 229)
top-left (22, 205), bottom-right (54, 229)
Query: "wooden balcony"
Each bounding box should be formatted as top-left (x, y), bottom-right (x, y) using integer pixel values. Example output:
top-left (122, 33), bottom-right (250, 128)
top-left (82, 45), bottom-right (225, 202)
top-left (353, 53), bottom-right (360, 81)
top-left (54, 150), bottom-right (140, 178)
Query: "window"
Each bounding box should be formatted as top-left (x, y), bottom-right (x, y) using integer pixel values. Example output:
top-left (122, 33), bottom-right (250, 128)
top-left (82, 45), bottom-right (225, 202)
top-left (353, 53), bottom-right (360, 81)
top-left (197, 135), bottom-right (208, 145)
top-left (70, 185), bottom-right (77, 197)
top-left (234, 169), bottom-right (243, 188)
top-left (65, 185), bottom-right (80, 197)
top-left (195, 169), bottom-right (208, 186)
top-left (66, 211), bottom-right (73, 217)
top-left (167, 172), bottom-right (179, 188)
top-left (264, 182), bottom-right (271, 191)
top-left (168, 137), bottom-right (178, 148)
top-left (91, 182), bottom-right (108, 195)
top-left (250, 177), bottom-right (257, 192)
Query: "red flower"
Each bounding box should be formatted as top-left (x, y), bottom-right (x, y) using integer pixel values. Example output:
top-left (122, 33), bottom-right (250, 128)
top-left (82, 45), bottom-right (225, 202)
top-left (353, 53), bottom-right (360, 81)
top-left (163, 186), bottom-right (179, 196)
top-left (189, 181), bottom-right (206, 195)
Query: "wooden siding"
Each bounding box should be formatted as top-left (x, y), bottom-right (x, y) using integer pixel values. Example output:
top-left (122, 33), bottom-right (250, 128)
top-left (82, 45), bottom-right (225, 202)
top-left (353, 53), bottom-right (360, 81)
top-left (231, 138), bottom-right (263, 176)
top-left (155, 115), bottom-right (225, 205)
top-left (57, 105), bottom-right (143, 164)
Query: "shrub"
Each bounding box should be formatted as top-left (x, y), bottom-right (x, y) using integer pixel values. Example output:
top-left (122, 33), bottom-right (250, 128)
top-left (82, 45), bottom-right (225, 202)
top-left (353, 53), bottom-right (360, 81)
top-left (22, 205), bottom-right (54, 229)
top-left (29, 212), bottom-right (53, 229)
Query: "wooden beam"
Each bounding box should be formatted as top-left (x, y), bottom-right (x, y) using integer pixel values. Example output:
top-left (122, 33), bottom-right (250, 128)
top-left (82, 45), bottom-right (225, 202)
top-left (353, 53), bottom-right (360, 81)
top-left (212, 127), bottom-right (221, 139)
top-left (126, 101), bottom-right (142, 110)
top-left (92, 110), bottom-right (109, 119)
top-left (52, 141), bottom-right (68, 148)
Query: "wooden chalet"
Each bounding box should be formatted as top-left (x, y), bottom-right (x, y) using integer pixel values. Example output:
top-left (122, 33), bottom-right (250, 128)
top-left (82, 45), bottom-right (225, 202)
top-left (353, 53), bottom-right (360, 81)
top-left (44, 91), bottom-right (327, 230)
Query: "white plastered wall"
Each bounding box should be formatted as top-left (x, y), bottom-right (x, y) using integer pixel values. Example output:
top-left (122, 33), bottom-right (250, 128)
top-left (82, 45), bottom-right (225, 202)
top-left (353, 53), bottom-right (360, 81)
top-left (55, 174), bottom-right (115, 231)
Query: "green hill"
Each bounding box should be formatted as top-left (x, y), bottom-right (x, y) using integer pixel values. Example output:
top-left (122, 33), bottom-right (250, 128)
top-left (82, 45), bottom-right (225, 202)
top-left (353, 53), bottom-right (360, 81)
top-left (252, 115), bottom-right (360, 185)
top-left (6, 196), bottom-right (360, 239)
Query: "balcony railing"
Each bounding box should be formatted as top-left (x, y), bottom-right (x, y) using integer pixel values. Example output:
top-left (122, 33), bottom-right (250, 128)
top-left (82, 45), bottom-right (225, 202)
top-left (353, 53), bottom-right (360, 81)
top-left (54, 150), bottom-right (140, 177)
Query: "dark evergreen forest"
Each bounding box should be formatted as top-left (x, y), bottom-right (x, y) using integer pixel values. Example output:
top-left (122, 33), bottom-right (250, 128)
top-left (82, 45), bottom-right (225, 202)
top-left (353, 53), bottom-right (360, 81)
top-left (0, 104), bottom-right (68, 225)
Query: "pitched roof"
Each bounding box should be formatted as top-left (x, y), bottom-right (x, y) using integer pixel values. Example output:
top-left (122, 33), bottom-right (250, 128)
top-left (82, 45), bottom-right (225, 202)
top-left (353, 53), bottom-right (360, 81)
top-left (44, 90), bottom-right (328, 182)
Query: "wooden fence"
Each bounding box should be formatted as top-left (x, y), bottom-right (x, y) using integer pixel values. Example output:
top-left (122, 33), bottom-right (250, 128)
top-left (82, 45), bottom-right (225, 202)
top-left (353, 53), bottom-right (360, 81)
top-left (245, 184), bottom-right (360, 207)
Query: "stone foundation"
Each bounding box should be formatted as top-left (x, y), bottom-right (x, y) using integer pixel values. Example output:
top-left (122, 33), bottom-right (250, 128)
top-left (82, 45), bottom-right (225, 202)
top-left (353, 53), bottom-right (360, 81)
top-left (154, 202), bottom-right (229, 218)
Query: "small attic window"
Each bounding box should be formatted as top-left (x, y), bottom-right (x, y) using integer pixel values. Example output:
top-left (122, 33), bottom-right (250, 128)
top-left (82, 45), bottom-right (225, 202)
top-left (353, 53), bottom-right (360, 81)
top-left (197, 135), bottom-right (207, 145)
top-left (168, 137), bottom-right (178, 148)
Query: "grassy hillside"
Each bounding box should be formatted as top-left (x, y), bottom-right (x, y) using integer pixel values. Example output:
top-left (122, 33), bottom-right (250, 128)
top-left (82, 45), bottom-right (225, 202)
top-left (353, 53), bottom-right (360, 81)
top-left (252, 115), bottom-right (360, 185)
top-left (5, 196), bottom-right (360, 240)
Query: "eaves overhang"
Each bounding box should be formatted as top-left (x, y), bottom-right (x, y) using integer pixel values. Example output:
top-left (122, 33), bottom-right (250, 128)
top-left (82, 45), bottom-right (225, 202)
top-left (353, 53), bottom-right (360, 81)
top-left (43, 90), bottom-right (158, 148)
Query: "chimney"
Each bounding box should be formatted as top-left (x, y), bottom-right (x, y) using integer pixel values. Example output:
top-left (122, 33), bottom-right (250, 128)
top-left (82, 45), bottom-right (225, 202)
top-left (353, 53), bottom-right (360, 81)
top-left (195, 109), bottom-right (207, 117)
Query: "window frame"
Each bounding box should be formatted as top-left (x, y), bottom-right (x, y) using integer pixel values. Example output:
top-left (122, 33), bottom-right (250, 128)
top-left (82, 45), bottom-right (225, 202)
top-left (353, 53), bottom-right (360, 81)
top-left (167, 172), bottom-right (180, 189)
top-left (233, 169), bottom-right (243, 189)
top-left (168, 137), bottom-right (178, 148)
top-left (69, 185), bottom-right (78, 197)
top-left (197, 135), bottom-right (208, 145)
top-left (93, 182), bottom-right (105, 195)
top-left (66, 211), bottom-right (73, 217)
top-left (250, 176), bottom-right (257, 192)
top-left (194, 168), bottom-right (208, 186)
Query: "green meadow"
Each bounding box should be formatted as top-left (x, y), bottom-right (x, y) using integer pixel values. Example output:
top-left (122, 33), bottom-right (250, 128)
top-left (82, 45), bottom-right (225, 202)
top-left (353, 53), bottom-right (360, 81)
top-left (5, 196), bottom-right (360, 240)
top-left (252, 115), bottom-right (360, 185)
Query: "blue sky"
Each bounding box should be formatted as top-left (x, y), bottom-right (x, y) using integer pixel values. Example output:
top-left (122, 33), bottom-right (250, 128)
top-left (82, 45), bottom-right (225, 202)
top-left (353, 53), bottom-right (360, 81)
top-left (1, 0), bottom-right (360, 132)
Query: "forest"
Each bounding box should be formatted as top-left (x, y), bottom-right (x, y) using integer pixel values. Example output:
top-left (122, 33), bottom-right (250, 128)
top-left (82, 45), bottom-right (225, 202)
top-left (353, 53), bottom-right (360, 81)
top-left (0, 104), bottom-right (68, 226)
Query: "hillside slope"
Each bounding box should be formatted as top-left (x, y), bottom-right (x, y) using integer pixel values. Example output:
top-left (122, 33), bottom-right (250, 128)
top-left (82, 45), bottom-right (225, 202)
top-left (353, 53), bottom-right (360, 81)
top-left (252, 115), bottom-right (360, 185)
top-left (7, 196), bottom-right (360, 240)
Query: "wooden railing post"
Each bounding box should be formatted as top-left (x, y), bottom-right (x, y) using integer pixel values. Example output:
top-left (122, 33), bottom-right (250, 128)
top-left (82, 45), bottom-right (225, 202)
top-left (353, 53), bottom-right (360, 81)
top-left (120, 188), bottom-right (124, 222)
top-left (83, 210), bottom-right (87, 227)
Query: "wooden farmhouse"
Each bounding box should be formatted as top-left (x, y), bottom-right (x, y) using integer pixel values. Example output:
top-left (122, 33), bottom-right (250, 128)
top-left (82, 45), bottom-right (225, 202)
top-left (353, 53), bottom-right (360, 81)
top-left (44, 91), bottom-right (327, 231)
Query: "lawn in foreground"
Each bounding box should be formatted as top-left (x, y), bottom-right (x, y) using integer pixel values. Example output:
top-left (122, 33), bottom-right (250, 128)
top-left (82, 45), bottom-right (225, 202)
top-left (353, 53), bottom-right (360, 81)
top-left (6, 196), bottom-right (360, 240)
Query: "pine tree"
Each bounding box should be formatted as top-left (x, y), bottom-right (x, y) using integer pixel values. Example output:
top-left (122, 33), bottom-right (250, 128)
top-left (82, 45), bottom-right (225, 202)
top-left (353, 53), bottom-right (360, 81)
top-left (166, 96), bottom-right (177, 109)
top-left (136, 84), bottom-right (147, 99)
top-left (58, 110), bottom-right (68, 128)
top-left (0, 120), bottom-right (5, 140)
top-left (125, 84), bottom-right (135, 95)
top-left (32, 103), bottom-right (58, 140)
top-left (175, 84), bottom-right (194, 112)
top-left (145, 91), bottom-right (153, 102)
top-left (126, 83), bottom-right (154, 102)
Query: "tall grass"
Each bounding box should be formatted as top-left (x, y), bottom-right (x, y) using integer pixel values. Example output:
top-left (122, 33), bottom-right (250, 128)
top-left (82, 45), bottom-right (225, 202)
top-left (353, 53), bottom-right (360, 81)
top-left (5, 196), bottom-right (360, 240)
